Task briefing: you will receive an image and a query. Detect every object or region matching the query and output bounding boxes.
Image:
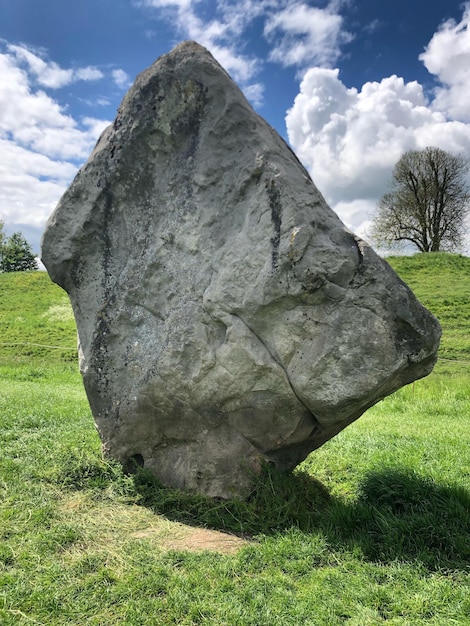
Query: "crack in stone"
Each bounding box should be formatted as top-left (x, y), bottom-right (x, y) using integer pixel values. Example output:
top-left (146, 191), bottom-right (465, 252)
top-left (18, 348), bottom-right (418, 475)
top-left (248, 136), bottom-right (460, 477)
top-left (230, 311), bottom-right (322, 433)
top-left (129, 300), bottom-right (165, 320)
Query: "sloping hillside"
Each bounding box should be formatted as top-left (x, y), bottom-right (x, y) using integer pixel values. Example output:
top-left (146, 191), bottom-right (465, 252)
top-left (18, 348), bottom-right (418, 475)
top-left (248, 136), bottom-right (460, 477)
top-left (0, 271), bottom-right (76, 364)
top-left (387, 252), bottom-right (470, 371)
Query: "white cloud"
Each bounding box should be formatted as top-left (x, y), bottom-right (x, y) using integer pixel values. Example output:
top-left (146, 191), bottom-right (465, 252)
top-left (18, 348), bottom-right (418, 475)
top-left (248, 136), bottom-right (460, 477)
top-left (8, 43), bottom-right (104, 88)
top-left (0, 56), bottom-right (64, 132)
top-left (0, 139), bottom-right (76, 227)
top-left (287, 70), bottom-right (437, 203)
top-left (0, 44), bottom-right (111, 246)
top-left (8, 44), bottom-right (73, 88)
top-left (76, 66), bottom-right (104, 82)
top-left (137, 0), bottom-right (353, 107)
top-left (419, 2), bottom-right (470, 122)
top-left (6, 1), bottom-right (469, 257)
top-left (13, 116), bottom-right (110, 161)
top-left (138, 0), bottom-right (265, 102)
top-left (0, 53), bottom-right (108, 160)
top-left (82, 116), bottom-right (110, 138)
top-left (264, 2), bottom-right (352, 69)
top-left (286, 63), bottom-right (470, 250)
top-left (140, 0), bottom-right (195, 8)
top-left (333, 199), bottom-right (375, 242)
top-left (112, 68), bottom-right (131, 88)
top-left (243, 82), bottom-right (265, 108)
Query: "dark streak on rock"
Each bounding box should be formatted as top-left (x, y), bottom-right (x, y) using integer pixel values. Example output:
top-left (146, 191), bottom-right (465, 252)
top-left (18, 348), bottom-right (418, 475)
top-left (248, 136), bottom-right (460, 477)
top-left (267, 179), bottom-right (282, 269)
top-left (89, 187), bottom-right (117, 403)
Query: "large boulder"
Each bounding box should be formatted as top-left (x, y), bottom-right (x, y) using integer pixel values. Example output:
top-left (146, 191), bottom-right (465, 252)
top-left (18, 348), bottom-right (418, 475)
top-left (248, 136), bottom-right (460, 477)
top-left (42, 41), bottom-right (441, 499)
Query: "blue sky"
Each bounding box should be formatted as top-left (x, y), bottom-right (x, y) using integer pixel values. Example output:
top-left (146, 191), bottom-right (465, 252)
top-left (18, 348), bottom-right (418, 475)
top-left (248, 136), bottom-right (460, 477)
top-left (1, 0), bottom-right (469, 255)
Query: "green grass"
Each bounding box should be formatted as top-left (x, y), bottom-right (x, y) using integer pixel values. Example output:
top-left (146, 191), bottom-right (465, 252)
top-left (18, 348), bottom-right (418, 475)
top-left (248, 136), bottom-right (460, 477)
top-left (386, 252), bottom-right (470, 373)
top-left (1, 254), bottom-right (469, 625)
top-left (0, 271), bottom-right (78, 365)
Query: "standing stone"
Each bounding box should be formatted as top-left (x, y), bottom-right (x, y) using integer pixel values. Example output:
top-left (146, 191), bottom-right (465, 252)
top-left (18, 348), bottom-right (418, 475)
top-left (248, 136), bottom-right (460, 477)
top-left (41, 42), bottom-right (441, 499)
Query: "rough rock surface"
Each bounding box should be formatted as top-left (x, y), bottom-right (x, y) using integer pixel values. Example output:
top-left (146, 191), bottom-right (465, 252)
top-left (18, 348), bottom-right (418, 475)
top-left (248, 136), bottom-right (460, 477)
top-left (41, 42), bottom-right (441, 499)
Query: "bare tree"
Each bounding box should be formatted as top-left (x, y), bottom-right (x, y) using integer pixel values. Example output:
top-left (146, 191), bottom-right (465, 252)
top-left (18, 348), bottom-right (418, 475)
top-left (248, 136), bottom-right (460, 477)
top-left (372, 147), bottom-right (470, 252)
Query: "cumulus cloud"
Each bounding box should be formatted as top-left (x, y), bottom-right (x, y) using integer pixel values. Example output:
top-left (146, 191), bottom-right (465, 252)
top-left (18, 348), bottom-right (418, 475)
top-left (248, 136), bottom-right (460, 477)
top-left (420, 2), bottom-right (470, 122)
top-left (264, 2), bottom-right (352, 70)
top-left (0, 44), bottom-right (110, 239)
top-left (0, 50), bottom-right (109, 160)
top-left (288, 71), bottom-right (442, 202)
top-left (0, 140), bottom-right (75, 227)
top-left (286, 5), bottom-right (470, 251)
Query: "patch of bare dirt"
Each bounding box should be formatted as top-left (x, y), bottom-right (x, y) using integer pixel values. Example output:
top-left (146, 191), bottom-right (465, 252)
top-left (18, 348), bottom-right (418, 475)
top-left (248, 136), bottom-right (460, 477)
top-left (133, 527), bottom-right (251, 554)
top-left (59, 493), bottom-right (252, 556)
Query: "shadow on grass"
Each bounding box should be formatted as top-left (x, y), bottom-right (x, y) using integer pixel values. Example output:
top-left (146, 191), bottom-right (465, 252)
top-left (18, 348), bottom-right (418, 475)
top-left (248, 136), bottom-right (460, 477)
top-left (130, 465), bottom-right (470, 571)
top-left (326, 469), bottom-right (470, 570)
top-left (54, 454), bottom-right (470, 570)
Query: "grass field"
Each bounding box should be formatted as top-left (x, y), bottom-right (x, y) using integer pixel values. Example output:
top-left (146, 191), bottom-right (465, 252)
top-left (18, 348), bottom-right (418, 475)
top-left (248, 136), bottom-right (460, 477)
top-left (1, 252), bottom-right (469, 625)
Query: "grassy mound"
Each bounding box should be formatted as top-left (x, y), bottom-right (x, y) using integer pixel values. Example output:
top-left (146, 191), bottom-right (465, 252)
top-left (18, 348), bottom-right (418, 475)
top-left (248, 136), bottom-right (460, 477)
top-left (0, 271), bottom-right (77, 365)
top-left (387, 252), bottom-right (470, 371)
